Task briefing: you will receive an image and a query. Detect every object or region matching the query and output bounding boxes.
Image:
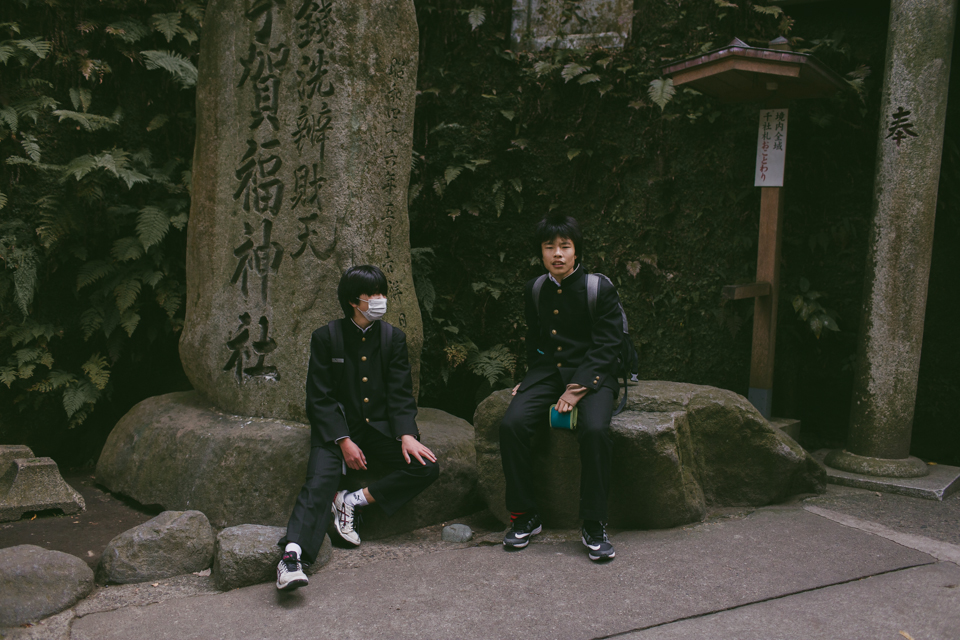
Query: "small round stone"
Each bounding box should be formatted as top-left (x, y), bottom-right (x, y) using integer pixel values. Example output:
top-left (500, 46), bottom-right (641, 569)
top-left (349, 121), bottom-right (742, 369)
top-left (441, 524), bottom-right (473, 543)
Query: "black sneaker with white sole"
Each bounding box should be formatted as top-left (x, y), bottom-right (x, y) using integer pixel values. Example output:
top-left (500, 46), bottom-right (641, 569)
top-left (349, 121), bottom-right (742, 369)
top-left (581, 521), bottom-right (615, 561)
top-left (503, 512), bottom-right (542, 549)
top-left (276, 551), bottom-right (309, 590)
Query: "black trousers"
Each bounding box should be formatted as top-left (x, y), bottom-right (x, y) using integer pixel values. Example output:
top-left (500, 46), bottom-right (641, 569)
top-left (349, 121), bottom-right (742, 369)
top-left (500, 373), bottom-right (614, 522)
top-left (279, 422), bottom-right (439, 564)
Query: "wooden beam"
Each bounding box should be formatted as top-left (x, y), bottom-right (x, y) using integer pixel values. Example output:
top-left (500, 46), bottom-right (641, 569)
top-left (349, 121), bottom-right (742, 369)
top-left (722, 282), bottom-right (772, 300)
top-left (749, 187), bottom-right (786, 393)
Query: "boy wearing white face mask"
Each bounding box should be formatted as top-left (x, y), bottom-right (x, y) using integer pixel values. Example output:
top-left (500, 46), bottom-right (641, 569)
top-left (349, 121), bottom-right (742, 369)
top-left (276, 265), bottom-right (439, 591)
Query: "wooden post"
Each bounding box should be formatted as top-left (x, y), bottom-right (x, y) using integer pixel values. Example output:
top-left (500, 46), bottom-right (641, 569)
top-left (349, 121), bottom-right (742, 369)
top-left (748, 186), bottom-right (785, 418)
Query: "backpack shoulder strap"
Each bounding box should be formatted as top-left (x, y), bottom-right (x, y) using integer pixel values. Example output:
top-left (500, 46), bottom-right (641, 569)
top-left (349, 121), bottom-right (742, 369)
top-left (380, 320), bottom-right (394, 380)
top-left (531, 274), bottom-right (548, 319)
top-left (327, 319), bottom-right (345, 388)
top-left (328, 319), bottom-right (344, 362)
top-left (586, 273), bottom-right (600, 322)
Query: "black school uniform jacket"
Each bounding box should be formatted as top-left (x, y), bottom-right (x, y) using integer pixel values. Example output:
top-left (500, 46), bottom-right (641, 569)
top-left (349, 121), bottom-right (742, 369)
top-left (520, 266), bottom-right (622, 394)
top-left (305, 319), bottom-right (419, 448)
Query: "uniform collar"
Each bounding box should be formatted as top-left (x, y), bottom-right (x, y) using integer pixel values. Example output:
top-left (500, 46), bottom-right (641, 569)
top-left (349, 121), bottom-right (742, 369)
top-left (349, 318), bottom-right (378, 335)
top-left (548, 263), bottom-right (582, 287)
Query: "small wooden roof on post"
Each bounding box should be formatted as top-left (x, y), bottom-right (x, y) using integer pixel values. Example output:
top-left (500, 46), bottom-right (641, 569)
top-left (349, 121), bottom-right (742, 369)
top-left (660, 38), bottom-right (847, 422)
top-left (661, 38), bottom-right (848, 103)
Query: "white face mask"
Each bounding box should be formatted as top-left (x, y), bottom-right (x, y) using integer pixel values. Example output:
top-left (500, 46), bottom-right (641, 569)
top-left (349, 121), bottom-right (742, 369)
top-left (359, 297), bottom-right (387, 322)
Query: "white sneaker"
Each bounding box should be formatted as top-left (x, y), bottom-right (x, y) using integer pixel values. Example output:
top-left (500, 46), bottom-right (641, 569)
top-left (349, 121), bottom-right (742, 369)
top-left (331, 490), bottom-right (361, 546)
top-left (276, 551), bottom-right (309, 590)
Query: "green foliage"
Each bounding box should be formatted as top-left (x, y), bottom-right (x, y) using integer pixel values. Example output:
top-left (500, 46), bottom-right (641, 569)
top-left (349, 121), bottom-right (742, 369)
top-left (409, 0), bottom-right (881, 426)
top-left (0, 0), bottom-right (199, 430)
top-left (791, 278), bottom-right (839, 339)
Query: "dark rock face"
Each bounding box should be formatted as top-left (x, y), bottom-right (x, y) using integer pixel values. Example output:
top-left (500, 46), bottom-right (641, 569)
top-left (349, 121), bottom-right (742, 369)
top-left (97, 393), bottom-right (480, 538)
top-left (0, 545), bottom-right (94, 627)
top-left (213, 525), bottom-right (331, 591)
top-left (96, 511), bottom-right (215, 584)
top-left (180, 0), bottom-right (423, 420)
top-left (475, 382), bottom-right (825, 528)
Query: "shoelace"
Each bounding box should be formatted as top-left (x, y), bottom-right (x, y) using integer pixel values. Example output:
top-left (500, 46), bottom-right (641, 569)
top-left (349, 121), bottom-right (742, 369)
top-left (282, 553), bottom-right (300, 572)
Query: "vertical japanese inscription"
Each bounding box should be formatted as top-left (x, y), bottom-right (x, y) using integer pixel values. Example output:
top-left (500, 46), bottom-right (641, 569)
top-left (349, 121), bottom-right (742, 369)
top-left (225, 0), bottom-right (338, 383)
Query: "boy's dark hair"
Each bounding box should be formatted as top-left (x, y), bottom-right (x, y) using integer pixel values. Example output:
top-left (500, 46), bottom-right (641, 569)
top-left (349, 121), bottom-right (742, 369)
top-left (535, 214), bottom-right (583, 260)
top-left (337, 265), bottom-right (388, 318)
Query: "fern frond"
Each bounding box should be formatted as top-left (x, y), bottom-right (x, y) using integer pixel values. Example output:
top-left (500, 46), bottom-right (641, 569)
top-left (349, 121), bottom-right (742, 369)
top-left (12, 249), bottom-right (39, 315)
top-left (182, 1), bottom-right (206, 23)
top-left (112, 236), bottom-right (145, 262)
top-left (105, 18), bottom-right (150, 43)
top-left (13, 95), bottom-right (58, 125)
top-left (0, 106), bottom-right (17, 133)
top-left (0, 190), bottom-right (6, 211)
top-left (79, 307), bottom-right (105, 339)
top-left (13, 38), bottom-right (51, 59)
top-left (47, 370), bottom-right (76, 389)
top-left (120, 309), bottom-right (141, 337)
top-left (81, 353), bottom-right (111, 390)
top-left (444, 166), bottom-right (462, 185)
top-left (150, 13), bottom-right (182, 42)
top-left (15, 347), bottom-right (42, 367)
top-left (69, 87), bottom-right (92, 112)
top-left (76, 260), bottom-right (117, 290)
top-left (466, 344), bottom-right (517, 385)
top-left (467, 6), bottom-right (485, 31)
top-left (561, 63), bottom-right (588, 83)
top-left (20, 134), bottom-right (40, 162)
top-left (136, 206), bottom-right (170, 249)
top-left (141, 49), bottom-right (197, 88)
top-left (0, 366), bottom-right (16, 387)
top-left (146, 114), bottom-right (168, 131)
top-left (114, 276), bottom-right (142, 312)
top-left (63, 379), bottom-right (100, 418)
top-left (647, 78), bottom-right (676, 112)
top-left (52, 110), bottom-right (119, 132)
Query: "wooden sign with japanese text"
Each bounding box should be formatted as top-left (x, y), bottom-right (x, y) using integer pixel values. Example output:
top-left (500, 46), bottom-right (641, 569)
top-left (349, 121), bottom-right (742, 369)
top-left (754, 109), bottom-right (788, 187)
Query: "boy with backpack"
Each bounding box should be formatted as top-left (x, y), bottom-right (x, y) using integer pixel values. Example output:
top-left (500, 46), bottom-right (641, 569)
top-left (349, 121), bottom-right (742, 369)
top-left (276, 265), bottom-right (439, 590)
top-left (499, 214), bottom-right (624, 561)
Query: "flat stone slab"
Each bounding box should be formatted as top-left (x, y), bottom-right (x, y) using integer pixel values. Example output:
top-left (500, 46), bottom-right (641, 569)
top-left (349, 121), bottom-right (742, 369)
top-left (814, 449), bottom-right (960, 500)
top-left (617, 563), bottom-right (960, 640)
top-left (0, 455), bottom-right (85, 522)
top-left (70, 509), bottom-right (934, 640)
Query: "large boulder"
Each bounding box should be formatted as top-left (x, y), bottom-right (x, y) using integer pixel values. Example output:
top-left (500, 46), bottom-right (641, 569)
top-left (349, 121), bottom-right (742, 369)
top-left (475, 382), bottom-right (825, 528)
top-left (97, 392), bottom-right (481, 537)
top-left (349, 407), bottom-right (483, 540)
top-left (213, 525), bottom-right (331, 591)
top-left (623, 381), bottom-right (825, 505)
top-left (0, 545), bottom-right (94, 627)
top-left (97, 510), bottom-right (215, 584)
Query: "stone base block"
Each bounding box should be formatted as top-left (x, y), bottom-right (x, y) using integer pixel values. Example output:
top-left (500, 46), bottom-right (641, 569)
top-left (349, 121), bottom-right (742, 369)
top-left (814, 449), bottom-right (960, 500)
top-left (0, 455), bottom-right (85, 523)
top-left (475, 381), bottom-right (825, 529)
top-left (824, 449), bottom-right (929, 479)
top-left (97, 392), bottom-right (481, 539)
top-left (213, 525), bottom-right (331, 591)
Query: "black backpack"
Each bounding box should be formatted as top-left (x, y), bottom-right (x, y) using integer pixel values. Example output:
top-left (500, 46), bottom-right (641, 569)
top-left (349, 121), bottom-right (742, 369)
top-left (531, 273), bottom-right (632, 415)
top-left (326, 319), bottom-right (394, 388)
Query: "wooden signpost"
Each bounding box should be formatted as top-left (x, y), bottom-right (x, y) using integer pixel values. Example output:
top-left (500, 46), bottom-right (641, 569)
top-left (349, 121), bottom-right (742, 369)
top-left (662, 38), bottom-right (846, 419)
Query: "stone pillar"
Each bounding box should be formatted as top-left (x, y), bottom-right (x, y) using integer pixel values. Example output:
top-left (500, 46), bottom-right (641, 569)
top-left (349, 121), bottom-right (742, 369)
top-left (180, 0), bottom-right (423, 423)
top-left (826, 0), bottom-right (957, 478)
